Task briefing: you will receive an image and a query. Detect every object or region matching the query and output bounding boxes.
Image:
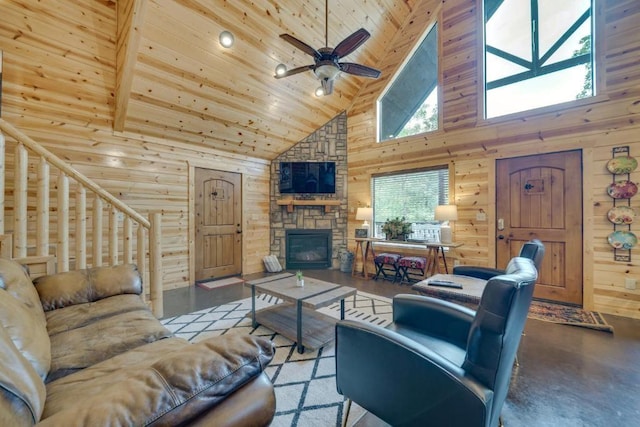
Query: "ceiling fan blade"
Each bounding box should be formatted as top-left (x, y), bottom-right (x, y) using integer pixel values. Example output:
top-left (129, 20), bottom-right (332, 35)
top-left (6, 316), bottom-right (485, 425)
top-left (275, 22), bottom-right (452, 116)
top-left (321, 78), bottom-right (334, 95)
top-left (339, 62), bottom-right (381, 79)
top-left (280, 34), bottom-right (322, 59)
top-left (332, 28), bottom-right (371, 58)
top-left (275, 64), bottom-right (315, 79)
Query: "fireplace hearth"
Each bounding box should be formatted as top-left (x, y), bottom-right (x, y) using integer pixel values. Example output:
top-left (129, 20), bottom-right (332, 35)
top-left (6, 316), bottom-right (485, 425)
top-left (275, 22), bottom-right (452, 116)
top-left (286, 229), bottom-right (332, 269)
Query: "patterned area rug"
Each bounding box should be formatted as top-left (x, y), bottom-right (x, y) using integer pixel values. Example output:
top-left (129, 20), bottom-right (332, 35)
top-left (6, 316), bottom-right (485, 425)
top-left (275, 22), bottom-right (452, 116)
top-left (161, 291), bottom-right (393, 427)
top-left (415, 286), bottom-right (614, 333)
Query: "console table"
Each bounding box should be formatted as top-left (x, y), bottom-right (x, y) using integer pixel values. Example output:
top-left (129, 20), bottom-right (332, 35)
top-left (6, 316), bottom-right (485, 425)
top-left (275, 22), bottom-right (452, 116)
top-left (352, 238), bottom-right (463, 280)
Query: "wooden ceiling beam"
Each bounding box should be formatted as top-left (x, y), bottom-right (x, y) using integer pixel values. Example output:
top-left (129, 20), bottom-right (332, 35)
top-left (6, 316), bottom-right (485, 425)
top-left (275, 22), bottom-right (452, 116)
top-left (114, 0), bottom-right (147, 132)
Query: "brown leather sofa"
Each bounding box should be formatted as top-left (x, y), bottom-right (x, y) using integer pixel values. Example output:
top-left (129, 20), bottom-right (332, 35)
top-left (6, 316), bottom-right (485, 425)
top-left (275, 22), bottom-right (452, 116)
top-left (0, 257), bottom-right (276, 426)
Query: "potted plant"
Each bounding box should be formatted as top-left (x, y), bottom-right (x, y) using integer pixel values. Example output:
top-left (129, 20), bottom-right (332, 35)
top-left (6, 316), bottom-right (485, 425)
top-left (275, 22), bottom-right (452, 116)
top-left (296, 270), bottom-right (304, 287)
top-left (382, 217), bottom-right (412, 240)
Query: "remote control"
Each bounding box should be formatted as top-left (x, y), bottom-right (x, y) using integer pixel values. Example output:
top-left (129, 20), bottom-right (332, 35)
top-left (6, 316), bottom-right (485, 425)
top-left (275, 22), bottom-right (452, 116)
top-left (427, 280), bottom-right (463, 289)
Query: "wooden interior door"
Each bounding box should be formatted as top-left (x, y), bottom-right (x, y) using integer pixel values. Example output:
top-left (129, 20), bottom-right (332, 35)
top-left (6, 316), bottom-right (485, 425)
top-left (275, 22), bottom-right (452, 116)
top-left (195, 168), bottom-right (242, 282)
top-left (496, 150), bottom-right (583, 305)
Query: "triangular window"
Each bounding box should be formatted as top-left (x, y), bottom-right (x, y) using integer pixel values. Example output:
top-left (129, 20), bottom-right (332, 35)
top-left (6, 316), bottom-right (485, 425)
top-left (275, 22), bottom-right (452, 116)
top-left (377, 23), bottom-right (439, 142)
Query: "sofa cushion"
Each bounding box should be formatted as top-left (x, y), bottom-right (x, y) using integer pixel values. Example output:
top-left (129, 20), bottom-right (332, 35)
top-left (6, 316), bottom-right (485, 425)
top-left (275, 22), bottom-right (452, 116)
top-left (34, 264), bottom-right (142, 311)
top-left (41, 335), bottom-right (275, 426)
top-left (0, 289), bottom-right (52, 380)
top-left (0, 259), bottom-right (51, 380)
top-left (0, 324), bottom-right (46, 425)
top-left (0, 258), bottom-right (47, 325)
top-left (45, 294), bottom-right (173, 382)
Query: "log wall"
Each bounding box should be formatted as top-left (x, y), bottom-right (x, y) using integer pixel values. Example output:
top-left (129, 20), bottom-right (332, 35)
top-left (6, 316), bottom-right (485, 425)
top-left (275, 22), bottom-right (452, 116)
top-left (347, 0), bottom-right (640, 319)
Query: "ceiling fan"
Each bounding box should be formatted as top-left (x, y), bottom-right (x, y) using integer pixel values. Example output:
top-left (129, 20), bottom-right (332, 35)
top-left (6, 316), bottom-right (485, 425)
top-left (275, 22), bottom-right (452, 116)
top-left (275, 0), bottom-right (381, 95)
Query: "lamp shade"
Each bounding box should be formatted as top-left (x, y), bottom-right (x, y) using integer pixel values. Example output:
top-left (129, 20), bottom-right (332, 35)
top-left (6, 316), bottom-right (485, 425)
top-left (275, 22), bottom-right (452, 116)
top-left (434, 205), bottom-right (458, 221)
top-left (356, 207), bottom-right (373, 221)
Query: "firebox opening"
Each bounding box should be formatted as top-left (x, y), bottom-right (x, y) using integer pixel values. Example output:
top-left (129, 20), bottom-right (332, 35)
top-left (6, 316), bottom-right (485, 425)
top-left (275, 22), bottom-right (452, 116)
top-left (285, 229), bottom-right (332, 269)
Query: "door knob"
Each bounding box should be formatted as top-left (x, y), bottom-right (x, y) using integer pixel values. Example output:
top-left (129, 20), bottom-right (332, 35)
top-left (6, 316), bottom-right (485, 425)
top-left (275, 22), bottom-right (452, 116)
top-left (498, 235), bottom-right (505, 240)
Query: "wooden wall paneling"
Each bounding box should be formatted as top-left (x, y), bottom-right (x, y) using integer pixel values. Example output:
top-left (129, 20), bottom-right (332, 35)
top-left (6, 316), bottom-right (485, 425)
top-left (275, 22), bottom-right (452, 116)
top-left (602, 0), bottom-right (640, 97)
top-left (0, 3), bottom-right (116, 127)
top-left (4, 62), bottom-right (113, 121)
top-left (441, 0), bottom-right (478, 130)
top-left (123, 101), bottom-right (282, 159)
top-left (1, 4), bottom-right (116, 55)
top-left (346, 0), bottom-right (640, 318)
top-left (452, 158), bottom-right (490, 267)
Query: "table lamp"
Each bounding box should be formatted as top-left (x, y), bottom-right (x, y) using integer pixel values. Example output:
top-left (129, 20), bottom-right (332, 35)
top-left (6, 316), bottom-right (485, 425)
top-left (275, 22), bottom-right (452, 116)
top-left (355, 207), bottom-right (373, 237)
top-left (435, 205), bottom-right (458, 243)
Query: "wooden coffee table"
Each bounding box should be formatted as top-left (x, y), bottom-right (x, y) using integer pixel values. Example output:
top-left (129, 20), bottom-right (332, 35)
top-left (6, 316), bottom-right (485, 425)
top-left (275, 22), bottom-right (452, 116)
top-left (245, 274), bottom-right (357, 353)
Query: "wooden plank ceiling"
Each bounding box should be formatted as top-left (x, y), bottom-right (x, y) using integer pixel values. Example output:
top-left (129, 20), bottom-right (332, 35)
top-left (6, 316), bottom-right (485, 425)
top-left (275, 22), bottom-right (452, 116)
top-left (114, 0), bottom-right (417, 160)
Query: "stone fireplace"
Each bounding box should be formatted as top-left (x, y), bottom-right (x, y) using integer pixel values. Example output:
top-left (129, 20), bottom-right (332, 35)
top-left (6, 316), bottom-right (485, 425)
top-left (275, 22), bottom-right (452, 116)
top-left (285, 229), bottom-right (332, 269)
top-left (270, 113), bottom-right (348, 269)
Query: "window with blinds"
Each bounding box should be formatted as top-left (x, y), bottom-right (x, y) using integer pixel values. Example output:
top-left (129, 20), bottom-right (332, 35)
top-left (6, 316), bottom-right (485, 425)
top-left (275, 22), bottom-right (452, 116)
top-left (371, 167), bottom-right (449, 240)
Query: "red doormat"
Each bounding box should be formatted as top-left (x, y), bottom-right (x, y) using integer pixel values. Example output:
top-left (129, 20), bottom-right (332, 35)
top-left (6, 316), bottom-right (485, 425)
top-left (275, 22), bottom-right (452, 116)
top-left (196, 276), bottom-right (244, 290)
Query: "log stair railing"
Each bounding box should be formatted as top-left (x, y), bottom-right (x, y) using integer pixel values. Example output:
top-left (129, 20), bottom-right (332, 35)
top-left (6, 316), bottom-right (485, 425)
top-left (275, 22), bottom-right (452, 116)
top-left (0, 118), bottom-right (163, 317)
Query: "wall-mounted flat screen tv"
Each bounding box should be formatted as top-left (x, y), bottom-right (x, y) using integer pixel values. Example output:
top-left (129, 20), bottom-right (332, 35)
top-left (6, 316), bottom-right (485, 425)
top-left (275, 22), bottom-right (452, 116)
top-left (279, 161), bottom-right (336, 194)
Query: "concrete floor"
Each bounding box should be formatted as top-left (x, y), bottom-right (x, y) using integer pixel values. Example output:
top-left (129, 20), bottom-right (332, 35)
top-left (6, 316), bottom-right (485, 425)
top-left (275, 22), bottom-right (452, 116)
top-left (163, 269), bottom-right (640, 427)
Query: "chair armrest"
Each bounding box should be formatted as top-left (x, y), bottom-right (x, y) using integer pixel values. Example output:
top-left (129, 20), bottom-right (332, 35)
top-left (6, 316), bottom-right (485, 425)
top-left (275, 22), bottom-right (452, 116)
top-left (452, 265), bottom-right (504, 280)
top-left (34, 264), bottom-right (142, 311)
top-left (392, 294), bottom-right (475, 347)
top-left (336, 320), bottom-right (492, 427)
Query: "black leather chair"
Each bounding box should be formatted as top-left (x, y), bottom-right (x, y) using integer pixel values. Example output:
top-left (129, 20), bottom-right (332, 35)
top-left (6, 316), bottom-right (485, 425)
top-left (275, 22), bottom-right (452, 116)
top-left (335, 257), bottom-right (538, 427)
top-left (453, 239), bottom-right (545, 280)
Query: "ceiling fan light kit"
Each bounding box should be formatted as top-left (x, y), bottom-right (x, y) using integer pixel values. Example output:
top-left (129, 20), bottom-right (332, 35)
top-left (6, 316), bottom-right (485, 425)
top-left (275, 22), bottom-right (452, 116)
top-left (275, 0), bottom-right (381, 95)
top-left (275, 63), bottom-right (287, 77)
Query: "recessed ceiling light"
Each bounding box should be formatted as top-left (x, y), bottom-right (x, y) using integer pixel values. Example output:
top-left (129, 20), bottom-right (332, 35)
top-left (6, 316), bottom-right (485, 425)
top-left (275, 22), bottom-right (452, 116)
top-left (219, 31), bottom-right (234, 48)
top-left (315, 86), bottom-right (325, 97)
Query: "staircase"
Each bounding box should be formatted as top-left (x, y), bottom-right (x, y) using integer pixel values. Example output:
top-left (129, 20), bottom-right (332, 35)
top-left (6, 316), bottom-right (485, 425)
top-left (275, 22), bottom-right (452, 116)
top-left (0, 119), bottom-right (163, 317)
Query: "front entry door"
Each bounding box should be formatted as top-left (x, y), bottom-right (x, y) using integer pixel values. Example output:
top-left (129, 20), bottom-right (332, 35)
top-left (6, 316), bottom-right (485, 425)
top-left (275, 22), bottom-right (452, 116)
top-left (195, 168), bottom-right (242, 282)
top-left (496, 150), bottom-right (583, 305)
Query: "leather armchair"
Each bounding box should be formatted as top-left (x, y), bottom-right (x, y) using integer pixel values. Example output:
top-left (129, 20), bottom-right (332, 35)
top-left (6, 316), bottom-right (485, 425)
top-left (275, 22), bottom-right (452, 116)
top-left (453, 239), bottom-right (545, 280)
top-left (335, 257), bottom-right (538, 427)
